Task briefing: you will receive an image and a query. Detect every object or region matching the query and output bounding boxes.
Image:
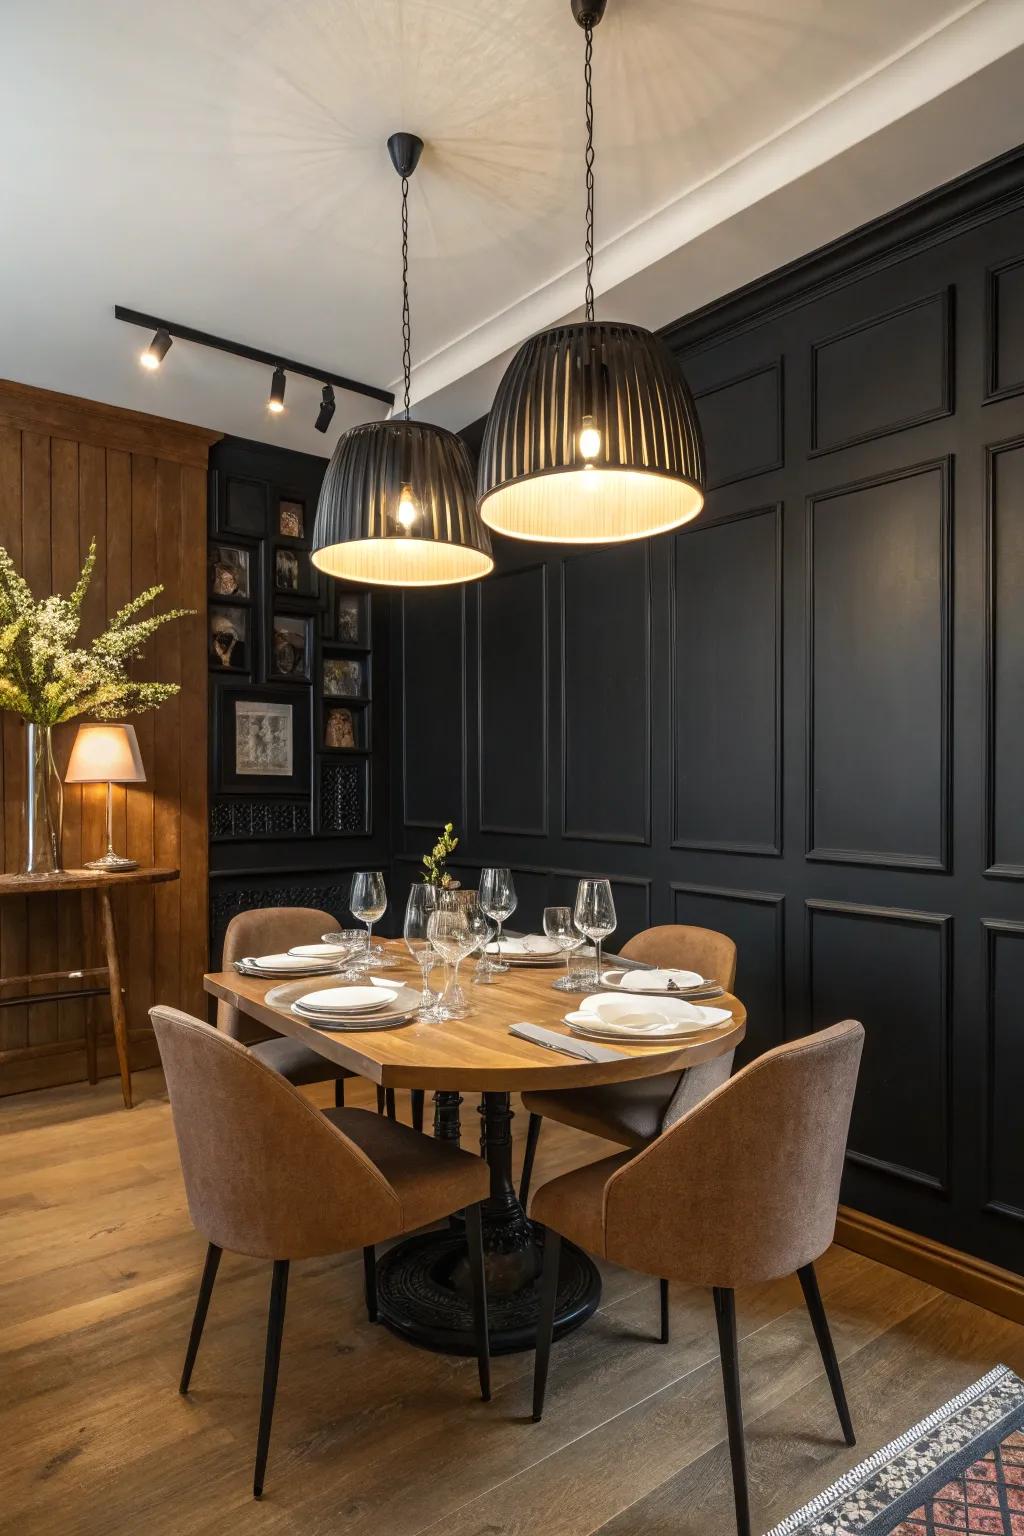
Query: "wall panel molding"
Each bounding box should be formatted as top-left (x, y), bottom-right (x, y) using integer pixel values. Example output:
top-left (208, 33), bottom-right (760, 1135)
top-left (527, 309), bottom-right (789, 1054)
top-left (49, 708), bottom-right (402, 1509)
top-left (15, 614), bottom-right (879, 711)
top-left (809, 288), bottom-right (953, 456)
top-left (477, 564), bottom-right (548, 837)
top-left (671, 505), bottom-right (782, 855)
top-left (983, 919), bottom-right (1024, 1224)
top-left (560, 545), bottom-right (652, 846)
top-left (984, 436), bottom-right (1024, 879)
top-left (692, 360), bottom-right (783, 489)
top-left (984, 254), bottom-right (1024, 403)
top-left (806, 899), bottom-right (952, 1194)
top-left (805, 457), bottom-right (952, 871)
top-left (401, 588), bottom-right (467, 831)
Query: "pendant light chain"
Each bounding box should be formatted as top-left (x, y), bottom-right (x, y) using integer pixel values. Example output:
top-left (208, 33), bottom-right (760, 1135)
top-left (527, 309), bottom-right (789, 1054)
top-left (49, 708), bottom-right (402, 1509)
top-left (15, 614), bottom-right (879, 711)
top-left (583, 20), bottom-right (595, 322)
top-left (401, 174), bottom-right (412, 420)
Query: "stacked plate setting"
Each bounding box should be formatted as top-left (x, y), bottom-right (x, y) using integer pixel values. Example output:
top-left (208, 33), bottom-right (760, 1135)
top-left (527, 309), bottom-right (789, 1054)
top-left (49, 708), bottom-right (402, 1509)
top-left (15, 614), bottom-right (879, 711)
top-left (484, 935), bottom-right (565, 967)
top-left (264, 977), bottom-right (422, 1031)
top-left (234, 946), bottom-right (349, 980)
top-left (598, 967), bottom-right (724, 999)
top-left (564, 993), bottom-right (733, 1044)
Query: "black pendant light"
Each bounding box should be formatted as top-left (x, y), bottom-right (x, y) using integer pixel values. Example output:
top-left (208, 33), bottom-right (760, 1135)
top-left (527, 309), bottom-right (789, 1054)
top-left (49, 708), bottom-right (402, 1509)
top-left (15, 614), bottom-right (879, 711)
top-left (477, 0), bottom-right (705, 545)
top-left (312, 134), bottom-right (493, 588)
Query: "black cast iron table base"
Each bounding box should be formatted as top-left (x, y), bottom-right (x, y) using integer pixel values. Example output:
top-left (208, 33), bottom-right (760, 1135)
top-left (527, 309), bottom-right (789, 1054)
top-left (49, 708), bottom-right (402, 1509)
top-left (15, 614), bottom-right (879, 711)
top-left (374, 1089), bottom-right (602, 1356)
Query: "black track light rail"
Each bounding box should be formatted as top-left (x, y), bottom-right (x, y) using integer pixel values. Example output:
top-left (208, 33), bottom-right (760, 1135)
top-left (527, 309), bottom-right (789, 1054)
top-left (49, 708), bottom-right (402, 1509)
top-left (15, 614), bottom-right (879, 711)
top-left (113, 306), bottom-right (395, 408)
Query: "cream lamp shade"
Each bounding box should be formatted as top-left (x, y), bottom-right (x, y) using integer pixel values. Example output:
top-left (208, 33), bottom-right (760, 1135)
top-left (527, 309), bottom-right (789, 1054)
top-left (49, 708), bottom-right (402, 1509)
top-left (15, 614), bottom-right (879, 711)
top-left (65, 724), bottom-right (146, 784)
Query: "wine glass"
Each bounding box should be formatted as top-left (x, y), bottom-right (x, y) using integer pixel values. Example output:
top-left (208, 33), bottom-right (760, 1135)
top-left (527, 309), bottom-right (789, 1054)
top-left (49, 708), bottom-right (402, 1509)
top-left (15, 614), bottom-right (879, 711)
top-left (544, 905), bottom-right (584, 993)
top-left (404, 884), bottom-right (443, 1015)
top-left (439, 890), bottom-right (493, 991)
top-left (479, 867), bottom-right (517, 975)
top-left (350, 871), bottom-right (387, 970)
top-left (573, 878), bottom-right (616, 988)
top-left (427, 908), bottom-right (477, 1019)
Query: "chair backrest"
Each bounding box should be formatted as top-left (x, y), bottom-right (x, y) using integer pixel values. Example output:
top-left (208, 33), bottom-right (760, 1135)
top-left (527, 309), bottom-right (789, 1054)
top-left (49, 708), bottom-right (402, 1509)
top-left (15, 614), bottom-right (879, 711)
top-left (604, 1020), bottom-right (864, 1286)
top-left (217, 907), bottom-right (337, 1038)
top-left (151, 1006), bottom-right (400, 1259)
top-left (620, 924), bottom-right (737, 990)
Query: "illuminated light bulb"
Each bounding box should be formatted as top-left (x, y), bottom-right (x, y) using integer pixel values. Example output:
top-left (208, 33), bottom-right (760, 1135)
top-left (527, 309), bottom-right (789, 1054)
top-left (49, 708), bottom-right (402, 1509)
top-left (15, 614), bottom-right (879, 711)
top-left (140, 328), bottom-right (172, 371)
top-left (397, 484), bottom-right (419, 529)
top-left (578, 415), bottom-right (601, 461)
top-left (267, 366), bottom-right (287, 414)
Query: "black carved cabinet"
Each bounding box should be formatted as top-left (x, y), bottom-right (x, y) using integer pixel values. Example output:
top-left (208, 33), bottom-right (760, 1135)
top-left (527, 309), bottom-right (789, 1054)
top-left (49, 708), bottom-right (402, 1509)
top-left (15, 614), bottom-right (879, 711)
top-left (207, 435), bottom-right (390, 961)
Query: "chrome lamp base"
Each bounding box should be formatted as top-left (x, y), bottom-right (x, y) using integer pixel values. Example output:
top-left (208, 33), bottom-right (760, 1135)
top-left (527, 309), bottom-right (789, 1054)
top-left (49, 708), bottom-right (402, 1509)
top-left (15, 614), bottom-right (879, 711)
top-left (84, 850), bottom-right (139, 872)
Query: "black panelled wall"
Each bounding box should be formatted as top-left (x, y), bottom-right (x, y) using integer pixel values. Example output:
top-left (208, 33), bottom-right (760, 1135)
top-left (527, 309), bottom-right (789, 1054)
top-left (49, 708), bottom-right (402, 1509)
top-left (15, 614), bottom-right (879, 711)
top-left (390, 149), bottom-right (1024, 1273)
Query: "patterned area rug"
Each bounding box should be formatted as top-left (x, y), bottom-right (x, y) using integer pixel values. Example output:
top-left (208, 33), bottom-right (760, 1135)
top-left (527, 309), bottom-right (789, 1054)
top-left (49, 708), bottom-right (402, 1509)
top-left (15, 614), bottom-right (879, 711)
top-left (764, 1365), bottom-right (1024, 1536)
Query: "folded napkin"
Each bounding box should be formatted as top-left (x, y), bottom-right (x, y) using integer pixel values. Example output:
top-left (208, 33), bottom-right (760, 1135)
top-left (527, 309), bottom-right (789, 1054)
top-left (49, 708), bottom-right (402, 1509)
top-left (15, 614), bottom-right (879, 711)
top-left (616, 968), bottom-right (705, 992)
top-left (509, 1022), bottom-right (624, 1063)
top-left (567, 1012), bottom-right (688, 1038)
top-left (580, 994), bottom-right (708, 1025)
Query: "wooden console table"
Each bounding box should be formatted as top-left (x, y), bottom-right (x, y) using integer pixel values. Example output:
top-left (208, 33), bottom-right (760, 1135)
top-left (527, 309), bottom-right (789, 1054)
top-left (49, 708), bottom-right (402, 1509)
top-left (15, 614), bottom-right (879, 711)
top-left (0, 867), bottom-right (180, 1108)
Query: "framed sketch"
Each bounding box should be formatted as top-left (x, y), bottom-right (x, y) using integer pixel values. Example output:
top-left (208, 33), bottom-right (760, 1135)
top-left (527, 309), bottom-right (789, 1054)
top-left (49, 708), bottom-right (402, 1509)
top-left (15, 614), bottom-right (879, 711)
top-left (209, 605), bottom-right (250, 673)
top-left (272, 543), bottom-right (317, 598)
top-left (270, 612), bottom-right (312, 681)
top-left (278, 498), bottom-right (305, 540)
top-left (215, 686), bottom-right (311, 795)
top-left (208, 543), bottom-right (251, 601)
top-left (324, 705), bottom-right (358, 751)
top-left (323, 656), bottom-right (364, 698)
top-left (334, 590), bottom-right (366, 644)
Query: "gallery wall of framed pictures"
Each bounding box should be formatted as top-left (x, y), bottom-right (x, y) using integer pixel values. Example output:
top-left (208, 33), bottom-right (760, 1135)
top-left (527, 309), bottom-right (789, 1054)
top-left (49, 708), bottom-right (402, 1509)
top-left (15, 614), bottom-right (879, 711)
top-left (207, 438), bottom-right (376, 848)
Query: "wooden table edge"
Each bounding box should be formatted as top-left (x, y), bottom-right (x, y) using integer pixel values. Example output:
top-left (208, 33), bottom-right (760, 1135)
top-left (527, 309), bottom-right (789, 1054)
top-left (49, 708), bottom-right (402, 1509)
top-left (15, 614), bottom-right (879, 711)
top-left (203, 971), bottom-right (746, 1092)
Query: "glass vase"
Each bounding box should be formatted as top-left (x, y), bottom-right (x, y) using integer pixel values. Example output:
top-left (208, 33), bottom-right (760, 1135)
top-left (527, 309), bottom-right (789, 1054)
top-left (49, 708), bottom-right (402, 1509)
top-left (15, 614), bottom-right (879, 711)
top-left (23, 723), bottom-right (63, 875)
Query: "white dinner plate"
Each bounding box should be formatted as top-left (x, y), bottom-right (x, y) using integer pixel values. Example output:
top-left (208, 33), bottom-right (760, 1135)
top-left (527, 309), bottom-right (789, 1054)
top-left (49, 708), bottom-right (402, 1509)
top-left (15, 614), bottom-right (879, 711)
top-left (288, 942), bottom-right (357, 960)
top-left (600, 967), bottom-right (705, 994)
top-left (290, 1002), bottom-right (416, 1030)
top-left (246, 952), bottom-right (339, 973)
top-left (297, 986), bottom-right (397, 1013)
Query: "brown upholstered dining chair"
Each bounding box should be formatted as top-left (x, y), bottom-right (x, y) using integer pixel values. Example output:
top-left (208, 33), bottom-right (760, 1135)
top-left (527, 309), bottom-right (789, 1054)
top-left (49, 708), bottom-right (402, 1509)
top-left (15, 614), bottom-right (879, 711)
top-left (529, 1019), bottom-right (864, 1536)
top-left (518, 924), bottom-right (738, 1211)
top-left (219, 906), bottom-right (424, 1131)
top-left (151, 1006), bottom-right (490, 1499)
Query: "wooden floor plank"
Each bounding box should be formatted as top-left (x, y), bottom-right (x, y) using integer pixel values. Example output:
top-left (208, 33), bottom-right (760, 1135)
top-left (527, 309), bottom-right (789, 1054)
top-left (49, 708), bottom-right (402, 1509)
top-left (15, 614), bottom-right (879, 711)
top-left (2, 1069), bottom-right (1022, 1536)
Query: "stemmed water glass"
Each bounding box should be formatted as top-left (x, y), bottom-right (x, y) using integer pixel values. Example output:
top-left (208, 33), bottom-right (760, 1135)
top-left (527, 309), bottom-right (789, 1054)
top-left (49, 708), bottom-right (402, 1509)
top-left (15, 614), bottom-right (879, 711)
top-left (572, 878), bottom-right (617, 988)
top-left (479, 867), bottom-right (517, 975)
top-left (427, 907), bottom-right (477, 1019)
top-left (544, 905), bottom-right (584, 993)
top-left (438, 890), bottom-right (492, 995)
top-left (350, 871), bottom-right (388, 971)
top-left (321, 927), bottom-right (370, 981)
top-left (404, 884), bottom-right (446, 1019)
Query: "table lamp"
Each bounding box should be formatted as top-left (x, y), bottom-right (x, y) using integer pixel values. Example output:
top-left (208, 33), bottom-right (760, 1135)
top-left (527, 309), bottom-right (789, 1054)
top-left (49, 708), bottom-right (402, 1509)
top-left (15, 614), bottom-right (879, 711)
top-left (64, 724), bottom-right (146, 872)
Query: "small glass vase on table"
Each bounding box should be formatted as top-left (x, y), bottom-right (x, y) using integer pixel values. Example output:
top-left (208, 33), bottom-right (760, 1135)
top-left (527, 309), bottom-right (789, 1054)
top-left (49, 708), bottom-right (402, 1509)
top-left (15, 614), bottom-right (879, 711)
top-left (478, 867), bottom-right (517, 976)
top-left (571, 878), bottom-right (617, 989)
top-left (404, 884), bottom-right (448, 1021)
top-left (544, 904), bottom-right (585, 993)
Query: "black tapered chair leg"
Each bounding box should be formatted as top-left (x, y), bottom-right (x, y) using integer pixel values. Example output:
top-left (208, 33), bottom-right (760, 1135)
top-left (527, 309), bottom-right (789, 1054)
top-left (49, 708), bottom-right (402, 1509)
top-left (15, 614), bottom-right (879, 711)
top-left (465, 1202), bottom-right (491, 1402)
top-left (253, 1260), bottom-right (289, 1500)
top-left (179, 1242), bottom-right (222, 1394)
top-left (713, 1287), bottom-right (751, 1536)
top-left (363, 1245), bottom-right (377, 1323)
top-left (532, 1231), bottom-right (561, 1422)
top-left (519, 1112), bottom-right (542, 1206)
top-left (385, 1088), bottom-right (397, 1121)
top-left (376, 1085), bottom-right (386, 1116)
top-left (411, 1089), bottom-right (425, 1133)
top-left (333, 1077), bottom-right (346, 1108)
top-left (659, 1278), bottom-right (670, 1343)
top-left (798, 1263), bottom-right (856, 1446)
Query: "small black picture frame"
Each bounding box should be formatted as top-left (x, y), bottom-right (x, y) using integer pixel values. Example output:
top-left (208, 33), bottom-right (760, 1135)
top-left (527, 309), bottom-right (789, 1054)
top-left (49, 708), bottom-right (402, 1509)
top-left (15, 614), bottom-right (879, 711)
top-left (321, 700), bottom-right (368, 753)
top-left (276, 496), bottom-right (307, 542)
top-left (215, 685), bottom-right (311, 795)
top-left (271, 541), bottom-right (317, 599)
top-left (333, 589), bottom-right (369, 646)
top-left (208, 539), bottom-right (255, 602)
top-left (268, 611), bottom-right (313, 683)
top-left (209, 604), bottom-right (251, 674)
top-left (220, 476), bottom-right (269, 537)
top-left (322, 653), bottom-right (366, 699)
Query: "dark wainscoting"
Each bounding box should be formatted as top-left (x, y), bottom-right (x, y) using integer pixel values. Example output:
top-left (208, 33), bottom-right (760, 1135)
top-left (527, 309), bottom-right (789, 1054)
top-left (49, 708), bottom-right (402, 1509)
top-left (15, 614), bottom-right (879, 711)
top-left (391, 146), bottom-right (1024, 1274)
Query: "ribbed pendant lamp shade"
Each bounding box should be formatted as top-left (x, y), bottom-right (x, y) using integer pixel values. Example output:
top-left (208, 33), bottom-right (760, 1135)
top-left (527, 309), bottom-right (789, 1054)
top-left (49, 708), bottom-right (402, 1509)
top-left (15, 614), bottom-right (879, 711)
top-left (478, 322), bottom-right (705, 545)
top-left (312, 418), bottom-right (493, 587)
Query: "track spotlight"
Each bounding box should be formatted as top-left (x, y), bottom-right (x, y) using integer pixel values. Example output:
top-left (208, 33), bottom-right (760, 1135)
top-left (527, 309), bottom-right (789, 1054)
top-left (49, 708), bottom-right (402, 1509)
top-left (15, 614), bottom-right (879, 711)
top-left (314, 384), bottom-right (336, 434)
top-left (140, 328), bottom-right (172, 371)
top-left (268, 366), bottom-right (287, 414)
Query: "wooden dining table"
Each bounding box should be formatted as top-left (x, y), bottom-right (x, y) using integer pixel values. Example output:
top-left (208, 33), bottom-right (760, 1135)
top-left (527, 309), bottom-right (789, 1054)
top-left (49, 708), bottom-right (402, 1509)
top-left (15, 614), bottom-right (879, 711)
top-left (205, 943), bottom-right (746, 1355)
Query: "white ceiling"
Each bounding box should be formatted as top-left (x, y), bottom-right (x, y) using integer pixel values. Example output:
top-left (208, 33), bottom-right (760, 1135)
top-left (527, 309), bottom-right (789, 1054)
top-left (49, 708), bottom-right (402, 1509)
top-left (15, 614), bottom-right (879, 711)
top-left (3, 0), bottom-right (1024, 453)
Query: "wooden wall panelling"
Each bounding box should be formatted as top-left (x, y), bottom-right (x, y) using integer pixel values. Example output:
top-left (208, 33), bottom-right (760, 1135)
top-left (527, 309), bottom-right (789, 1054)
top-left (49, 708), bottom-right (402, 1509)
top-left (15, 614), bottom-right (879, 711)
top-left (985, 435), bottom-right (1024, 877)
top-left (0, 380), bottom-right (217, 1095)
top-left (477, 565), bottom-right (548, 836)
top-left (401, 587), bottom-right (466, 831)
top-left (985, 255), bottom-right (1024, 401)
top-left (671, 883), bottom-right (785, 1067)
top-left (692, 361), bottom-right (784, 488)
top-left (983, 919), bottom-right (1024, 1223)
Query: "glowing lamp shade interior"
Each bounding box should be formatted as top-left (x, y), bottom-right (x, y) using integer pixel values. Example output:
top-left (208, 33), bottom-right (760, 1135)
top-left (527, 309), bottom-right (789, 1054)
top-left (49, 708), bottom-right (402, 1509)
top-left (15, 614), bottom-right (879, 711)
top-left (312, 418), bottom-right (493, 590)
top-left (478, 320), bottom-right (705, 546)
top-left (64, 723), bottom-right (146, 784)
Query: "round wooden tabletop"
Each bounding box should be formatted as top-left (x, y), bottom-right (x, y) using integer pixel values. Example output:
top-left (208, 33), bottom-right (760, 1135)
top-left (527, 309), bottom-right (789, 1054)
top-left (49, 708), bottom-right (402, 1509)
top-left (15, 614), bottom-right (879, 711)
top-left (204, 941), bottom-right (746, 1092)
